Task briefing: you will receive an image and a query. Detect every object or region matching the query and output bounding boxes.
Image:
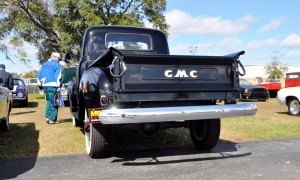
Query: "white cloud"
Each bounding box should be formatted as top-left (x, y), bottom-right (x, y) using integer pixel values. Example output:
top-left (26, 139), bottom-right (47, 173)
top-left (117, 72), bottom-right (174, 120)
top-left (195, 38), bottom-right (245, 55)
top-left (285, 50), bottom-right (300, 59)
top-left (258, 17), bottom-right (286, 33)
top-left (169, 37), bottom-right (245, 56)
top-left (144, 20), bottom-right (154, 28)
top-left (246, 39), bottom-right (278, 50)
top-left (169, 43), bottom-right (191, 55)
top-left (214, 37), bottom-right (244, 51)
top-left (166, 10), bottom-right (255, 37)
top-left (282, 34), bottom-right (300, 48)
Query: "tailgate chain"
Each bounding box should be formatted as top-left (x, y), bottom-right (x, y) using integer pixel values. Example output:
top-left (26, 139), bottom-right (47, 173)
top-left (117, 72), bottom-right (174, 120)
top-left (237, 60), bottom-right (246, 76)
top-left (110, 56), bottom-right (127, 77)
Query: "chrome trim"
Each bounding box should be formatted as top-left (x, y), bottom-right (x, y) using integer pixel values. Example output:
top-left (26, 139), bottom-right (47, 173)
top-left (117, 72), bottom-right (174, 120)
top-left (98, 103), bottom-right (257, 124)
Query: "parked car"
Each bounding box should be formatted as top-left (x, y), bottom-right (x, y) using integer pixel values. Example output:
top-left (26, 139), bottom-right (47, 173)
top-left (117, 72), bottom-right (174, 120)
top-left (11, 78), bottom-right (28, 107)
top-left (285, 72), bottom-right (300, 88)
top-left (239, 78), bottom-right (270, 101)
top-left (61, 66), bottom-right (76, 105)
top-left (0, 86), bottom-right (12, 131)
top-left (23, 78), bottom-right (38, 86)
top-left (277, 86), bottom-right (300, 115)
top-left (257, 79), bottom-right (281, 98)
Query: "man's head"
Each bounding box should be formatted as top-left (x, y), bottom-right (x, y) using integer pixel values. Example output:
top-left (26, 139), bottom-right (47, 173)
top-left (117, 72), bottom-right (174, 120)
top-left (0, 64), bottom-right (5, 70)
top-left (51, 52), bottom-right (61, 62)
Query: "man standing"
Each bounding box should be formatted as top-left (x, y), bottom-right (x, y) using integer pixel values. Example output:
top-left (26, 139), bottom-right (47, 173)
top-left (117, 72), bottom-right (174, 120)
top-left (0, 64), bottom-right (13, 90)
top-left (37, 52), bottom-right (62, 124)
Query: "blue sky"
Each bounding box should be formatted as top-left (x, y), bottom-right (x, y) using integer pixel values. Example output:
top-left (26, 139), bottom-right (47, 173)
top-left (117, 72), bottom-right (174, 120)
top-left (166, 0), bottom-right (300, 65)
top-left (3, 0), bottom-right (300, 73)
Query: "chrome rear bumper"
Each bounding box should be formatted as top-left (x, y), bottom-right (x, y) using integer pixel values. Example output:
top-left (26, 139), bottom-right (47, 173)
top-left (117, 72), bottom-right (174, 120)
top-left (98, 103), bottom-right (257, 124)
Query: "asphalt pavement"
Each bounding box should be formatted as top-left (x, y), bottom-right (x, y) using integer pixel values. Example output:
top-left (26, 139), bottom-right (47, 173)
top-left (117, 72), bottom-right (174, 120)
top-left (1, 138), bottom-right (300, 180)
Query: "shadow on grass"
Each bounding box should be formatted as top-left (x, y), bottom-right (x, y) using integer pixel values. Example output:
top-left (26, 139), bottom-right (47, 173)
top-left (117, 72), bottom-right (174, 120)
top-left (59, 118), bottom-right (73, 123)
top-left (10, 110), bottom-right (37, 116)
top-left (94, 128), bottom-right (250, 165)
top-left (0, 123), bottom-right (39, 179)
top-left (27, 102), bottom-right (39, 108)
top-left (276, 111), bottom-right (290, 115)
top-left (12, 102), bottom-right (39, 108)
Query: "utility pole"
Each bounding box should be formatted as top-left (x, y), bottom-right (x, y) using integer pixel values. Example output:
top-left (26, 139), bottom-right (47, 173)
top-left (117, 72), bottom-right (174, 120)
top-left (189, 46), bottom-right (198, 56)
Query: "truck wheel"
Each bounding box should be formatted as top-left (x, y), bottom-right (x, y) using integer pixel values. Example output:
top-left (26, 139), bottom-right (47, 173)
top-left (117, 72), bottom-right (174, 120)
top-left (189, 119), bottom-right (220, 150)
top-left (288, 97), bottom-right (300, 116)
top-left (22, 97), bottom-right (28, 107)
top-left (84, 110), bottom-right (106, 158)
top-left (270, 91), bottom-right (277, 98)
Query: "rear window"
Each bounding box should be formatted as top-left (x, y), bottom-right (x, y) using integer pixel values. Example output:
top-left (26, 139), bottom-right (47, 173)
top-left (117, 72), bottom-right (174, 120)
top-left (106, 33), bottom-right (152, 50)
top-left (287, 74), bottom-right (300, 79)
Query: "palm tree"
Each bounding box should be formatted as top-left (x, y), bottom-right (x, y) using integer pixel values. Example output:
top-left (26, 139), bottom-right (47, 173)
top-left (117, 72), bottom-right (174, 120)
top-left (264, 52), bottom-right (288, 79)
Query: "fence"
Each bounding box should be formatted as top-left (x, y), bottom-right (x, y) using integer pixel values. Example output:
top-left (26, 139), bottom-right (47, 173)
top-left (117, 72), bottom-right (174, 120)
top-left (27, 85), bottom-right (40, 94)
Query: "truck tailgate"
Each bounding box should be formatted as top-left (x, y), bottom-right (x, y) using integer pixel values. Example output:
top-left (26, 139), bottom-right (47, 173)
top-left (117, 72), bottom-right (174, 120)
top-left (116, 54), bottom-right (239, 92)
top-left (108, 53), bottom-right (243, 103)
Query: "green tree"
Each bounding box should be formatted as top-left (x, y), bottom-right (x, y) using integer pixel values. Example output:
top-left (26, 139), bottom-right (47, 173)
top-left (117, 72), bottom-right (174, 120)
top-left (0, 0), bottom-right (168, 65)
top-left (264, 52), bottom-right (288, 79)
top-left (11, 72), bottom-right (20, 78)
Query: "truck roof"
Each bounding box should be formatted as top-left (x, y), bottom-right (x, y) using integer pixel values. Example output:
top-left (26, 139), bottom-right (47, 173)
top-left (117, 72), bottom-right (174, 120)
top-left (81, 25), bottom-right (170, 59)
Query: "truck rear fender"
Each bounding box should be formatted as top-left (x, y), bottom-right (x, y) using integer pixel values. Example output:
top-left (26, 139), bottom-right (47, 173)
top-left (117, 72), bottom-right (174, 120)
top-left (79, 67), bottom-right (112, 109)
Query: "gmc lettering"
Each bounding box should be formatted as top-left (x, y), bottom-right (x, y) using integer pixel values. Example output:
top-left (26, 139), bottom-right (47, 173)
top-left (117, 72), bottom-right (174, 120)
top-left (164, 69), bottom-right (198, 78)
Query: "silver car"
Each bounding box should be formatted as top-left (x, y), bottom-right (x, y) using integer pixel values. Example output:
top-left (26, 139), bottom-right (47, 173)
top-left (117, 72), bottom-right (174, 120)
top-left (0, 86), bottom-right (12, 131)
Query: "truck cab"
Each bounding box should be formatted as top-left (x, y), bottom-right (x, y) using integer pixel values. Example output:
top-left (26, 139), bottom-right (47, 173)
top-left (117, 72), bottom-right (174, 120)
top-left (70, 26), bottom-right (169, 120)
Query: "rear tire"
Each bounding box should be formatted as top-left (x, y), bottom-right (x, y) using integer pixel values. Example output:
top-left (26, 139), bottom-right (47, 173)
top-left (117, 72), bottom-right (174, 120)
top-left (288, 97), bottom-right (300, 116)
top-left (22, 97), bottom-right (28, 107)
top-left (189, 119), bottom-right (220, 150)
top-left (269, 91), bottom-right (277, 98)
top-left (0, 111), bottom-right (10, 132)
top-left (84, 110), bottom-right (106, 158)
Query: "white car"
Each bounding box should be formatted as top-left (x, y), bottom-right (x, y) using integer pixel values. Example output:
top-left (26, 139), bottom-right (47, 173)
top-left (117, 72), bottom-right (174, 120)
top-left (277, 86), bottom-right (300, 115)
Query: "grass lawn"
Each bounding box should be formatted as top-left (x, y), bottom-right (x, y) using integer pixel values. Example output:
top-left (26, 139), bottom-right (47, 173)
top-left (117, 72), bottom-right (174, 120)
top-left (0, 95), bottom-right (300, 159)
top-left (221, 99), bottom-right (300, 141)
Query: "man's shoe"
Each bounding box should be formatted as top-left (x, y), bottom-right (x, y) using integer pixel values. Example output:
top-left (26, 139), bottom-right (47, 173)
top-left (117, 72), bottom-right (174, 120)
top-left (49, 120), bottom-right (58, 124)
top-left (46, 118), bottom-right (49, 124)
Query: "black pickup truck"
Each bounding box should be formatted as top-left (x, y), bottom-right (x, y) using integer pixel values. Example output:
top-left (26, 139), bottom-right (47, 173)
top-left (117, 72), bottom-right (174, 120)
top-left (68, 25), bottom-right (257, 158)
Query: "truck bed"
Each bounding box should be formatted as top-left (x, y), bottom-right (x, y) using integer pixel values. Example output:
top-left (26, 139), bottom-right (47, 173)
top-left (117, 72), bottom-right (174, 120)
top-left (104, 50), bottom-right (243, 103)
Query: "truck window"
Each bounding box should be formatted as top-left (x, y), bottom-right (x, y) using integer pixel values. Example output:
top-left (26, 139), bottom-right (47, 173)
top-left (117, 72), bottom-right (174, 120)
top-left (106, 33), bottom-right (152, 50)
top-left (287, 74), bottom-right (300, 79)
top-left (87, 35), bottom-right (106, 59)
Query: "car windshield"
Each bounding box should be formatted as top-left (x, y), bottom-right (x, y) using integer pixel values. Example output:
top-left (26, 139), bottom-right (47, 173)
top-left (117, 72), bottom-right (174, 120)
top-left (266, 79), bottom-right (280, 83)
top-left (13, 79), bottom-right (25, 86)
top-left (240, 79), bottom-right (252, 85)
